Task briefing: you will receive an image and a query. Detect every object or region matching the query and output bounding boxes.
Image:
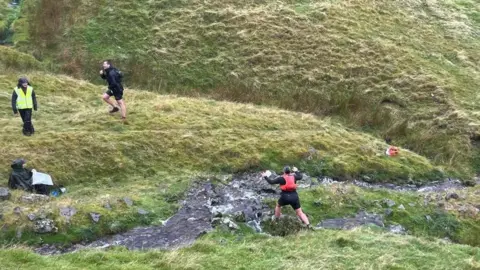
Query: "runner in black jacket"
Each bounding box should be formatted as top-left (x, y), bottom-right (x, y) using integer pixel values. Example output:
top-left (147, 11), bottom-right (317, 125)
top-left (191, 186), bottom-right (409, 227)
top-left (100, 60), bottom-right (127, 120)
top-left (262, 166), bottom-right (311, 227)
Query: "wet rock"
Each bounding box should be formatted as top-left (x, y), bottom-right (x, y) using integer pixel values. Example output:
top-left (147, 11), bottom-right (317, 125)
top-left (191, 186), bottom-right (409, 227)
top-left (137, 209), bottom-right (149, 215)
top-left (90, 213), bottom-right (101, 223)
top-left (384, 208), bottom-right (393, 217)
top-left (27, 213), bottom-right (36, 221)
top-left (246, 220), bottom-right (262, 233)
top-left (59, 207), bottom-right (77, 222)
top-left (34, 219), bottom-right (57, 233)
top-left (223, 218), bottom-right (239, 230)
top-left (123, 197), bottom-right (133, 207)
top-left (398, 204), bottom-right (405, 210)
top-left (21, 194), bottom-right (49, 204)
top-left (0, 188), bottom-right (11, 201)
top-left (316, 211), bottom-right (384, 230)
top-left (388, 224), bottom-right (406, 234)
top-left (445, 192), bottom-right (459, 201)
top-left (382, 199), bottom-right (396, 208)
top-left (13, 207), bottom-right (22, 215)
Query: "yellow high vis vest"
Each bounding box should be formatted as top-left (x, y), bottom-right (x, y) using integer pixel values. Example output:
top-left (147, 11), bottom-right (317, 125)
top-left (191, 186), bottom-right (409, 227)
top-left (15, 86), bottom-right (33, 109)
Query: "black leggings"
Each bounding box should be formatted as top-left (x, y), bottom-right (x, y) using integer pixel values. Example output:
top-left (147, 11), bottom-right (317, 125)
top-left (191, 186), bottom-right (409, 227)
top-left (278, 191), bottom-right (301, 210)
top-left (19, 109), bottom-right (34, 135)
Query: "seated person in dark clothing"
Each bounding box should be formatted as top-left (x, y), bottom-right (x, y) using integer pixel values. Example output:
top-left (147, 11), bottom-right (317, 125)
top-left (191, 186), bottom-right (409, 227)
top-left (8, 159), bottom-right (49, 195)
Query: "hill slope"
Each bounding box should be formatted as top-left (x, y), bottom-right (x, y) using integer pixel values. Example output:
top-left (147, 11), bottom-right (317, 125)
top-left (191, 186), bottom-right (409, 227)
top-left (10, 0), bottom-right (480, 178)
top-left (0, 47), bottom-right (449, 244)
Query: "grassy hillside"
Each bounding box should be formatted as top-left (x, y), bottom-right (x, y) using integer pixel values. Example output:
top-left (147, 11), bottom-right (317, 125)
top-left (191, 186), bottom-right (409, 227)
top-left (0, 43), bottom-right (479, 270)
top-left (12, 0), bottom-right (480, 179)
top-left (0, 47), bottom-right (452, 244)
top-left (1, 229), bottom-right (480, 270)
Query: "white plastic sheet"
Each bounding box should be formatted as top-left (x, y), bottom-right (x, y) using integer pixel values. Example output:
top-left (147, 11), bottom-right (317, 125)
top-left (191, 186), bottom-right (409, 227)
top-left (32, 169), bottom-right (54, 186)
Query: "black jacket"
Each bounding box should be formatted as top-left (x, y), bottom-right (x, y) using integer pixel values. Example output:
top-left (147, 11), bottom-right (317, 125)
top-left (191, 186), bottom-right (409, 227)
top-left (11, 85), bottom-right (38, 114)
top-left (8, 159), bottom-right (33, 191)
top-left (101, 67), bottom-right (123, 92)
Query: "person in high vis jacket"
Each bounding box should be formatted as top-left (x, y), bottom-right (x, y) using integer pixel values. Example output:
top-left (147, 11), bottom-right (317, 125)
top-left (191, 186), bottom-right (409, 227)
top-left (262, 166), bottom-right (311, 227)
top-left (11, 77), bottom-right (37, 136)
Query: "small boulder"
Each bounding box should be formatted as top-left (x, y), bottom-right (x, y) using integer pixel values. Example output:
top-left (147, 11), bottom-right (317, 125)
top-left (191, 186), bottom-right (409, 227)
top-left (104, 202), bottom-right (112, 210)
top-left (33, 219), bottom-right (57, 233)
top-left (382, 199), bottom-right (396, 208)
top-left (59, 207), bottom-right (77, 222)
top-left (137, 208), bottom-right (149, 215)
top-left (445, 192), bottom-right (459, 201)
top-left (0, 188), bottom-right (11, 201)
top-left (20, 194), bottom-right (50, 204)
top-left (90, 213), bottom-right (101, 223)
top-left (398, 204), bottom-right (405, 210)
top-left (13, 207), bottom-right (22, 215)
top-left (384, 208), bottom-right (393, 217)
top-left (27, 213), bottom-right (36, 221)
top-left (388, 224), bottom-right (406, 234)
top-left (123, 197), bottom-right (133, 207)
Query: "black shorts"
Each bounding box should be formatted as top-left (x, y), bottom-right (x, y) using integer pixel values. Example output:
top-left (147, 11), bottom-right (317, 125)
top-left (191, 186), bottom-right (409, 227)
top-left (105, 89), bottom-right (124, 101)
top-left (278, 191), bottom-right (301, 210)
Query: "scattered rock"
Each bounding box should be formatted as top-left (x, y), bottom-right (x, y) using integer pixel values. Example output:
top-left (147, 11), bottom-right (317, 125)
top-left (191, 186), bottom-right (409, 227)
top-left (104, 202), bottom-right (112, 210)
top-left (33, 219), bottom-right (57, 233)
top-left (90, 213), bottom-right (101, 223)
top-left (425, 215), bottom-right (432, 222)
top-left (398, 204), bottom-right (405, 210)
top-left (382, 199), bottom-right (396, 208)
top-left (59, 207), bottom-right (77, 222)
top-left (123, 197), bottom-right (133, 207)
top-left (137, 209), bottom-right (149, 215)
top-left (0, 187), bottom-right (11, 201)
top-left (388, 224), bottom-right (406, 234)
top-left (20, 194), bottom-right (49, 204)
top-left (27, 213), bottom-right (36, 221)
top-left (445, 192), bottom-right (459, 201)
top-left (13, 207), bottom-right (22, 215)
top-left (384, 208), bottom-right (393, 217)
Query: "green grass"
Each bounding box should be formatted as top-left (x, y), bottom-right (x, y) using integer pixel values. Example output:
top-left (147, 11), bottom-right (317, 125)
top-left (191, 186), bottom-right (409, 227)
top-left (0, 229), bottom-right (479, 269)
top-left (296, 184), bottom-right (480, 246)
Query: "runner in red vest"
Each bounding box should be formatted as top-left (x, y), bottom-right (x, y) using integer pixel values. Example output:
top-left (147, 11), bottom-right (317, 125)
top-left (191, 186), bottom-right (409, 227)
top-left (262, 166), bottom-right (311, 227)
